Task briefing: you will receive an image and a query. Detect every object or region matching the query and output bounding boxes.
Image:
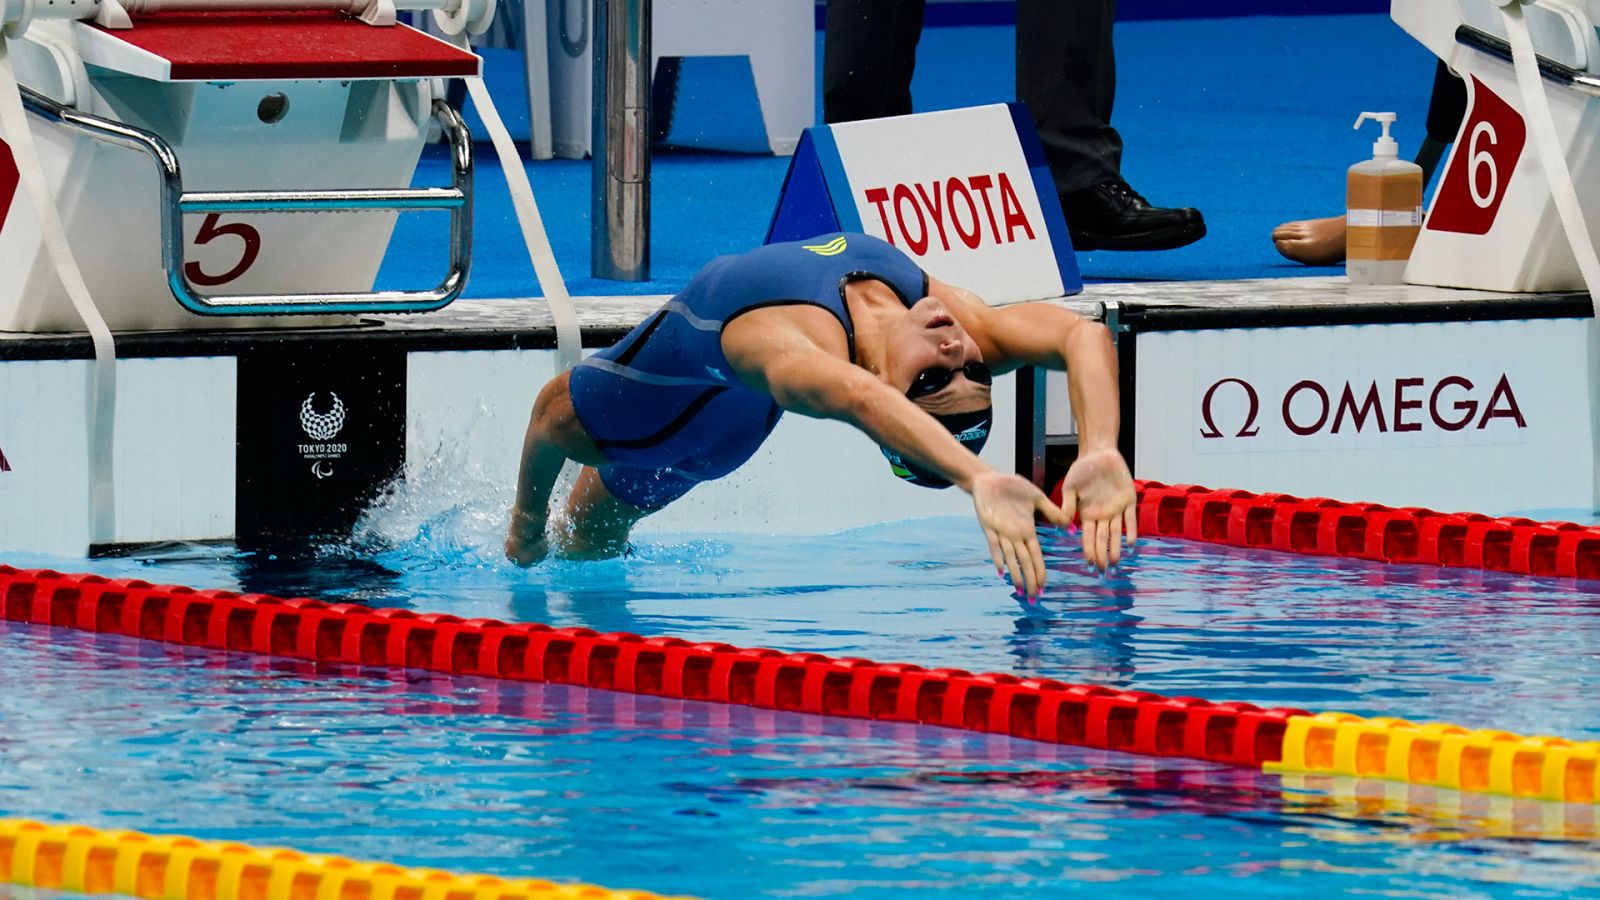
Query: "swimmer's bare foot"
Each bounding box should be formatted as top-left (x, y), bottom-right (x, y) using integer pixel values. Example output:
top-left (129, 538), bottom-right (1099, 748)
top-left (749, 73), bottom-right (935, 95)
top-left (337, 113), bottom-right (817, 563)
top-left (1271, 216), bottom-right (1346, 266)
top-left (506, 509), bottom-right (549, 567)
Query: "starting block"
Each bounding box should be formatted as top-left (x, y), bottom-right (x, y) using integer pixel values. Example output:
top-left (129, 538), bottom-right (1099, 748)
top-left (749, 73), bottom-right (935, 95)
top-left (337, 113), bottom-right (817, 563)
top-left (0, 0), bottom-right (487, 332)
top-left (1395, 0), bottom-right (1600, 292)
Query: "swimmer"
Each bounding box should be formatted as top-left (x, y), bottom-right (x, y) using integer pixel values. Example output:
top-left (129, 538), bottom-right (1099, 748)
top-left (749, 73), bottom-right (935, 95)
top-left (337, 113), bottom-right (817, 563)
top-left (505, 232), bottom-right (1136, 597)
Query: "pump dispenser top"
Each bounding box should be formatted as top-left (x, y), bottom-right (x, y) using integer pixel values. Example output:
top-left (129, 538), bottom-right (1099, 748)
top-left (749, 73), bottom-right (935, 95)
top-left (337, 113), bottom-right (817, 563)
top-left (1354, 111), bottom-right (1400, 159)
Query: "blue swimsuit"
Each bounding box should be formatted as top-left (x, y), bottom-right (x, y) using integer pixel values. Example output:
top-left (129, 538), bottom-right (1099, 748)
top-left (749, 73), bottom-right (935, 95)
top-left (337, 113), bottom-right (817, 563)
top-left (568, 232), bottom-right (928, 509)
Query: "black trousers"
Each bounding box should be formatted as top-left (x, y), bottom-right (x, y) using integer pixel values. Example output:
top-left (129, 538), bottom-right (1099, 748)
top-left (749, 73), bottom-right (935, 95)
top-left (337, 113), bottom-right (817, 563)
top-left (823, 0), bottom-right (1123, 196)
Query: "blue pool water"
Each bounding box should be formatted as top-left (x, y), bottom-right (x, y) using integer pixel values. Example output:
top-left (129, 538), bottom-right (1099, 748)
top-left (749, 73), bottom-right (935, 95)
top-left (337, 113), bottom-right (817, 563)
top-left (4, 513), bottom-right (1600, 897)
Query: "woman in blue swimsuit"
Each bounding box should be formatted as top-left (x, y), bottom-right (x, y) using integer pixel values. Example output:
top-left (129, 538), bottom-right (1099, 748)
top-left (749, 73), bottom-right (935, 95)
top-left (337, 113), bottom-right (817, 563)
top-left (506, 233), bottom-right (1135, 597)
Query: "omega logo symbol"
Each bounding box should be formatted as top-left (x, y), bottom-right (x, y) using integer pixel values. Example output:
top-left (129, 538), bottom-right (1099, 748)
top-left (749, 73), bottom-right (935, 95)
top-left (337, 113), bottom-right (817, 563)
top-left (1199, 378), bottom-right (1260, 439)
top-left (299, 392), bottom-right (346, 441)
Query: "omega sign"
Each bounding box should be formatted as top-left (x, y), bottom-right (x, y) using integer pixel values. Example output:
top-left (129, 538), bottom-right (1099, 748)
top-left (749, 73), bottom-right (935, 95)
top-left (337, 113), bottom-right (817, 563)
top-left (1199, 374), bottom-right (1527, 440)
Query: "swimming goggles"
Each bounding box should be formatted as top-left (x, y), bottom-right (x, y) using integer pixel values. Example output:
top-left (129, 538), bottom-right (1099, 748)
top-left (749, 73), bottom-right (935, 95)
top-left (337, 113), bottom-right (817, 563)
top-left (907, 360), bottom-right (992, 400)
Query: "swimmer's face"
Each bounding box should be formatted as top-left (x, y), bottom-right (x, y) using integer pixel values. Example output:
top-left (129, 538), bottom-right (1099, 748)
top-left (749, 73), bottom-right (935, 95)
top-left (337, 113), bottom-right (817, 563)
top-left (884, 298), bottom-right (991, 415)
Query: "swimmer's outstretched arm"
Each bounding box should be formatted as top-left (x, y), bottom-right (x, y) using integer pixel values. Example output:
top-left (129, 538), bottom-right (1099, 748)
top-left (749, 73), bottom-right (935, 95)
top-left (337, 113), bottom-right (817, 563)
top-left (724, 307), bottom-right (1068, 598)
top-left (933, 280), bottom-right (1137, 570)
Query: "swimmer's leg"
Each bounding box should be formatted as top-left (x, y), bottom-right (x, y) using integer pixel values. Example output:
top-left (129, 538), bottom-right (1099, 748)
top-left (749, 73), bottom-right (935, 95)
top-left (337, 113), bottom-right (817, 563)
top-left (508, 370), bottom-right (607, 566)
top-left (553, 466), bottom-right (655, 559)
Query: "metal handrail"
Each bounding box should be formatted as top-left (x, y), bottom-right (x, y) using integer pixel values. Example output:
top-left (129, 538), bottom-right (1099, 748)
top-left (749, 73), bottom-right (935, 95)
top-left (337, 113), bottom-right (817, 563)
top-left (1456, 23), bottom-right (1600, 99)
top-left (19, 87), bottom-right (474, 316)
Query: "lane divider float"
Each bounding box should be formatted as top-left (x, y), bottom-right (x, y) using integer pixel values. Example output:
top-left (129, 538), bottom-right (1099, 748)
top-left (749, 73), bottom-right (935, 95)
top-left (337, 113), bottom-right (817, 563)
top-left (1058, 479), bottom-right (1600, 580)
top-left (1269, 712), bottom-right (1596, 805)
top-left (0, 565), bottom-right (1594, 804)
top-left (0, 818), bottom-right (692, 900)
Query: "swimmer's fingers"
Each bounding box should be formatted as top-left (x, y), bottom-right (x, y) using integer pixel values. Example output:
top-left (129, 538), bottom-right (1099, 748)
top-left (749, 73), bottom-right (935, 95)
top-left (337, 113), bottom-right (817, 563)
top-left (1104, 511), bottom-right (1124, 568)
top-left (1025, 530), bottom-right (1047, 597)
top-left (1000, 536), bottom-right (1027, 596)
top-left (984, 527), bottom-right (1005, 580)
top-left (1081, 517), bottom-right (1102, 571)
top-left (1034, 492), bottom-right (1069, 531)
top-left (1012, 534), bottom-right (1042, 597)
top-left (1057, 487), bottom-right (1079, 533)
top-left (1097, 502), bottom-right (1139, 569)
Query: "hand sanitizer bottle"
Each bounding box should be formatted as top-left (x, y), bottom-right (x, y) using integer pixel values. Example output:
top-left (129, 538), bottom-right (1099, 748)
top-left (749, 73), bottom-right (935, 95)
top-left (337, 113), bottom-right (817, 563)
top-left (1347, 112), bottom-right (1424, 285)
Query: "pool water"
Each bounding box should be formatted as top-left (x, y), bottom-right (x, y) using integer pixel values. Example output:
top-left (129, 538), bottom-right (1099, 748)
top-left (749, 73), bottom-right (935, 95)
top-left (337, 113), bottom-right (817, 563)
top-left (4, 512), bottom-right (1600, 897)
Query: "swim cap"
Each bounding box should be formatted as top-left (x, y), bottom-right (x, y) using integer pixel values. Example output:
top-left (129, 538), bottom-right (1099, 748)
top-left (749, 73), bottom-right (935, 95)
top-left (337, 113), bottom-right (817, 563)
top-left (880, 408), bottom-right (992, 489)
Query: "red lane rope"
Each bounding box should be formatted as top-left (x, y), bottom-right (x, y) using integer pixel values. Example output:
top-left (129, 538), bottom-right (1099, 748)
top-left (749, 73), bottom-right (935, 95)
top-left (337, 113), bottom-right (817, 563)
top-left (0, 565), bottom-right (1305, 768)
top-left (4, 484), bottom-right (1588, 781)
top-left (1053, 480), bottom-right (1600, 579)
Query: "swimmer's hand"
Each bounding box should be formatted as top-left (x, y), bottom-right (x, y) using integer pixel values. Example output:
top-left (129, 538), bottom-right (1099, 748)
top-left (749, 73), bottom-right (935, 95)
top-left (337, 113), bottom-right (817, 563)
top-left (505, 508), bottom-right (549, 567)
top-left (971, 472), bottom-right (1068, 601)
top-left (1056, 447), bottom-right (1137, 571)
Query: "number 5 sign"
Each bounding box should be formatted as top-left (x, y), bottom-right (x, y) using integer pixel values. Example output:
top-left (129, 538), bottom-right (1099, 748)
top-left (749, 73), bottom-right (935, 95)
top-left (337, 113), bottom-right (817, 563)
top-left (185, 214), bottom-right (263, 287)
top-left (1426, 76), bottom-right (1527, 235)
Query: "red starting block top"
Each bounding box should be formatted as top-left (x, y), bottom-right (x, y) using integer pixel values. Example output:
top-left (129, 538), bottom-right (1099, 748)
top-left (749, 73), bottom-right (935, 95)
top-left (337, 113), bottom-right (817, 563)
top-left (79, 11), bottom-right (481, 82)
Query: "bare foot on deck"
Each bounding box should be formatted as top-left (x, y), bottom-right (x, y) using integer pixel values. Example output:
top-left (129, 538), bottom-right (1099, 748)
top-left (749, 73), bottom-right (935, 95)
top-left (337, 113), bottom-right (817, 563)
top-left (1271, 216), bottom-right (1346, 266)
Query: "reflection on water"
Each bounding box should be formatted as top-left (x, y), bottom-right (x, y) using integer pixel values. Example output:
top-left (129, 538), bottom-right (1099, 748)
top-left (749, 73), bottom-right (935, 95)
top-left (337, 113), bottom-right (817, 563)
top-left (0, 622), bottom-right (1596, 898)
top-left (9, 468), bottom-right (1600, 895)
top-left (30, 510), bottom-right (1600, 742)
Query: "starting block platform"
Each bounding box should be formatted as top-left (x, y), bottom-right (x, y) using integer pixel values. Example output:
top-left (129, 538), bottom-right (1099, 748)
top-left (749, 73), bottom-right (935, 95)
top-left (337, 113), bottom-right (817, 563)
top-left (78, 11), bottom-right (481, 81)
top-left (1, 276), bottom-right (1592, 556)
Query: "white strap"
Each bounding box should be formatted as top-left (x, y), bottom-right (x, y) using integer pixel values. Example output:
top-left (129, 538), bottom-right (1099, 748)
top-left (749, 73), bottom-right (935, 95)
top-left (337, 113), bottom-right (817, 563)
top-left (449, 35), bottom-right (582, 372)
top-left (0, 37), bottom-right (117, 546)
top-left (1500, 1), bottom-right (1600, 315)
top-left (446, 38), bottom-right (583, 509)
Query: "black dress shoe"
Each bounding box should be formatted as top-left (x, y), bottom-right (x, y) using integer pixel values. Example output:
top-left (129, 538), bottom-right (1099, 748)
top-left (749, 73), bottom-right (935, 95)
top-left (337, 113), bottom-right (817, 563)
top-left (1060, 180), bottom-right (1206, 251)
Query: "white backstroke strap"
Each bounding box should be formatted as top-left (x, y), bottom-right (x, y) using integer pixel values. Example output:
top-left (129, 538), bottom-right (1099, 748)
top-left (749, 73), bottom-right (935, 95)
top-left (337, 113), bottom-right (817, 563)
top-left (438, 22), bottom-right (583, 506)
top-left (448, 32), bottom-right (582, 373)
top-left (0, 36), bottom-right (118, 547)
top-left (1499, 0), bottom-right (1600, 316)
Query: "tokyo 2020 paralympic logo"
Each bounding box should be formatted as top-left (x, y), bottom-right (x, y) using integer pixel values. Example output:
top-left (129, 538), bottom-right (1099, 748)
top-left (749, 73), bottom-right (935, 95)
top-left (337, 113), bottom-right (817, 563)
top-left (299, 392), bottom-right (346, 441)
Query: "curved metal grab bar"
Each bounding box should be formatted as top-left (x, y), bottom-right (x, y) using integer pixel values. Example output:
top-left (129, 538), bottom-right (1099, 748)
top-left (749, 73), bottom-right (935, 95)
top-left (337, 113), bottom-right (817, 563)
top-left (19, 87), bottom-right (473, 316)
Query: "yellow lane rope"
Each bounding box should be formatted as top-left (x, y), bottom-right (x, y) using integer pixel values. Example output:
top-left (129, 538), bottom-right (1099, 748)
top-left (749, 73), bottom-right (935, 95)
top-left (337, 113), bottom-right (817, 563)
top-left (0, 819), bottom-right (697, 900)
top-left (1266, 712), bottom-right (1599, 804)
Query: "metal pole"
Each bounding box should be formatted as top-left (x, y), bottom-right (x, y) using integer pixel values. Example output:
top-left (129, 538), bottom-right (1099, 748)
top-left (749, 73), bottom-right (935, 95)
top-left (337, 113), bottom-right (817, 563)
top-left (591, 0), bottom-right (650, 281)
top-left (1014, 366), bottom-right (1046, 487)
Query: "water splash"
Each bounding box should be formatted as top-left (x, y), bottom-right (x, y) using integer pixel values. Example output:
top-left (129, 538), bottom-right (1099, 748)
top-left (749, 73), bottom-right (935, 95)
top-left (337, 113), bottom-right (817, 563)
top-left (348, 432), bottom-right (521, 572)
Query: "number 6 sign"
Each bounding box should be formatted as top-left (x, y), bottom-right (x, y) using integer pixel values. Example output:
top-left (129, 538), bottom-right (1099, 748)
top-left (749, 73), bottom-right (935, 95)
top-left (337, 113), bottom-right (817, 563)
top-left (1427, 76), bottom-right (1527, 236)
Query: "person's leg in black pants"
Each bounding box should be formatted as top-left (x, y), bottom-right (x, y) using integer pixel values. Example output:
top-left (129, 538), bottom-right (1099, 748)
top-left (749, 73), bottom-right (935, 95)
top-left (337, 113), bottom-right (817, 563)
top-left (1017, 0), bottom-right (1204, 251)
top-left (1016, 0), bottom-right (1121, 194)
top-left (823, 0), bottom-right (927, 124)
